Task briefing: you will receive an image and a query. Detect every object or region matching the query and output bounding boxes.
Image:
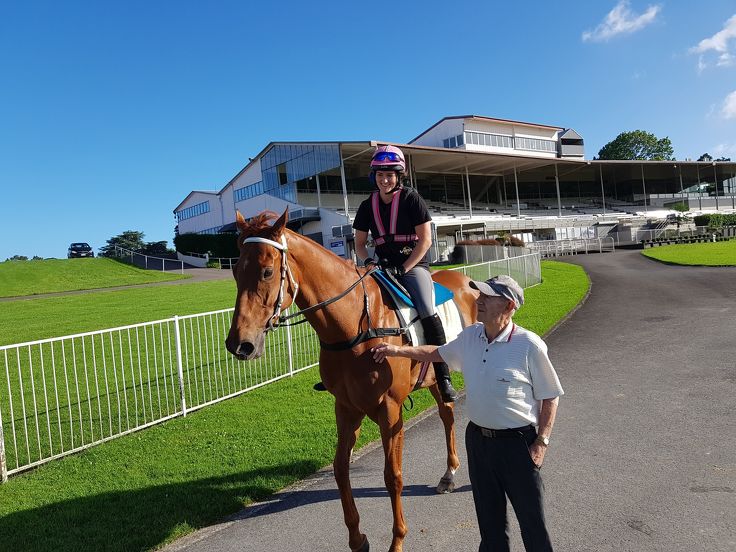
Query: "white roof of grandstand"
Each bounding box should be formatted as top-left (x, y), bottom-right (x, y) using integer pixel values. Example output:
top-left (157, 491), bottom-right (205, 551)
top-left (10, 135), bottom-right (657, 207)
top-left (409, 115), bottom-right (564, 144)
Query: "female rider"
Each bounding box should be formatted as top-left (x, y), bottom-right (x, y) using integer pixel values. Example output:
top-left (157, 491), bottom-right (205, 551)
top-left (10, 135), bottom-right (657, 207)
top-left (317, 145), bottom-right (457, 403)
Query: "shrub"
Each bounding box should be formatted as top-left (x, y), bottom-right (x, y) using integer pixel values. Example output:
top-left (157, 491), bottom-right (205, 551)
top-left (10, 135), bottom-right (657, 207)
top-left (174, 233), bottom-right (239, 257)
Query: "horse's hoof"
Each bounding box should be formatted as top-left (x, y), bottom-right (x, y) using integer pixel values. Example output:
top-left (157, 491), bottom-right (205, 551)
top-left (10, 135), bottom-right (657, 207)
top-left (353, 534), bottom-right (369, 552)
top-left (436, 476), bottom-right (455, 494)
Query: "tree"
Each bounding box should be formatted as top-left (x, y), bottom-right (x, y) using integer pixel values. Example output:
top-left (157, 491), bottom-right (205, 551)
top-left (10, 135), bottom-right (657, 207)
top-left (697, 153), bottom-right (713, 162)
top-left (597, 130), bottom-right (675, 161)
top-left (99, 231), bottom-right (146, 257)
top-left (5, 255), bottom-right (28, 261)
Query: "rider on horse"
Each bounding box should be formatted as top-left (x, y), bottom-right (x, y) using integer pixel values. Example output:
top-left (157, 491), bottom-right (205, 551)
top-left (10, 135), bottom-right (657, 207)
top-left (315, 145), bottom-right (458, 403)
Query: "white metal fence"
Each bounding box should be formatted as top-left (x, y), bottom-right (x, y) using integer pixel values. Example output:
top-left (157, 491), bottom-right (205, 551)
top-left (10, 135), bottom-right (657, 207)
top-left (527, 237), bottom-right (615, 258)
top-left (112, 245), bottom-right (185, 273)
top-left (0, 254), bottom-right (541, 481)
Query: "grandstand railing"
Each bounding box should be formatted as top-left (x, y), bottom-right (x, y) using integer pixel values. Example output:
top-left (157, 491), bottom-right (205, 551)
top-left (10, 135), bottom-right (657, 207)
top-left (0, 255), bottom-right (541, 482)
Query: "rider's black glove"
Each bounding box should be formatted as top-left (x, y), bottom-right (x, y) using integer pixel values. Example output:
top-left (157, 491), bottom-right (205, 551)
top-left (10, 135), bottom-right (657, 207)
top-left (388, 264), bottom-right (406, 277)
top-left (363, 258), bottom-right (377, 268)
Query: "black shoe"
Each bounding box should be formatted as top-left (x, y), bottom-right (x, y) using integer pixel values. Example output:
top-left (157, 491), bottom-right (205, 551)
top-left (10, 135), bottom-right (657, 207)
top-left (436, 373), bottom-right (458, 403)
top-left (420, 314), bottom-right (458, 402)
top-left (313, 381), bottom-right (327, 391)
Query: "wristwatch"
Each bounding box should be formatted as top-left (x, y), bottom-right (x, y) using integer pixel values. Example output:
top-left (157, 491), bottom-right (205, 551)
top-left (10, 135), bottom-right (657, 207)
top-left (535, 435), bottom-right (550, 447)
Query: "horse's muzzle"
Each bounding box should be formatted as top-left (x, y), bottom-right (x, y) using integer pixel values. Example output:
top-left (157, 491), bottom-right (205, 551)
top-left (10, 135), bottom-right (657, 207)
top-left (225, 335), bottom-right (264, 360)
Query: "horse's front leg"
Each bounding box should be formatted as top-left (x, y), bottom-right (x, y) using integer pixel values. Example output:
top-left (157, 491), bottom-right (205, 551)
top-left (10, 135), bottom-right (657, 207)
top-left (334, 402), bottom-right (369, 552)
top-left (430, 384), bottom-right (460, 493)
top-left (377, 398), bottom-right (408, 552)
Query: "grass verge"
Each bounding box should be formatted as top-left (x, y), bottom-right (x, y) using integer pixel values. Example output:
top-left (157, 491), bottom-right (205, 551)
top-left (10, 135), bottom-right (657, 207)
top-left (640, 239), bottom-right (736, 266)
top-left (0, 258), bottom-right (188, 298)
top-left (0, 261), bottom-right (588, 552)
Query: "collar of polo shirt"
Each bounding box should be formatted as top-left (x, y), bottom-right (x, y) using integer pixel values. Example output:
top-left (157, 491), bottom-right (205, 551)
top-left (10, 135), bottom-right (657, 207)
top-left (480, 322), bottom-right (515, 343)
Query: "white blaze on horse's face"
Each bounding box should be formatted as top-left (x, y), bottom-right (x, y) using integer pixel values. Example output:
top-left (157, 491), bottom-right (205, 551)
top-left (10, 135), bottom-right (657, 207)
top-left (226, 236), bottom-right (282, 360)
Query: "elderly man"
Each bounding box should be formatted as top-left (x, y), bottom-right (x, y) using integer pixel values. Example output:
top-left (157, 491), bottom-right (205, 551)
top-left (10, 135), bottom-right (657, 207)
top-left (372, 275), bottom-right (563, 551)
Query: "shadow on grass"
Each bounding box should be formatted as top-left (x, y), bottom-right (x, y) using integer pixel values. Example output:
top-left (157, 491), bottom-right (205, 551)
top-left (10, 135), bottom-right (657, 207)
top-left (0, 458), bottom-right (471, 552)
top-left (0, 461), bottom-right (320, 552)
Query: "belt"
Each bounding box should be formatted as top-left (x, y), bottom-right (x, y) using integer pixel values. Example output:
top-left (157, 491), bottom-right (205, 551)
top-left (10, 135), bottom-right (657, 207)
top-left (471, 421), bottom-right (535, 438)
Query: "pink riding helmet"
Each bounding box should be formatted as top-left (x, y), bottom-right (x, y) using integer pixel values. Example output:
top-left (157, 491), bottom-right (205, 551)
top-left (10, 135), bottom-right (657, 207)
top-left (370, 145), bottom-right (406, 173)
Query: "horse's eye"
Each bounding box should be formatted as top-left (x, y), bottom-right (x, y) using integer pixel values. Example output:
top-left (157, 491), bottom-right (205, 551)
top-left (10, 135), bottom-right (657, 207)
top-left (263, 267), bottom-right (274, 280)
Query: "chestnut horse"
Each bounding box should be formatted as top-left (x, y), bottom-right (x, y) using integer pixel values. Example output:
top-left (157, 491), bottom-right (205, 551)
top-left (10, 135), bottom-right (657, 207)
top-left (226, 210), bottom-right (478, 552)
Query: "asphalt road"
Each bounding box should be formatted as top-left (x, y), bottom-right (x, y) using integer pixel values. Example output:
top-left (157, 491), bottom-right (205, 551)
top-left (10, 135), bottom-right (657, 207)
top-left (163, 249), bottom-right (736, 552)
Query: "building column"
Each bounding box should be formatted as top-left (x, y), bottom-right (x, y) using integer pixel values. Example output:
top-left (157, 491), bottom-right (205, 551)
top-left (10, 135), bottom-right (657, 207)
top-left (713, 163), bottom-right (719, 211)
top-left (315, 173), bottom-right (322, 208)
top-left (599, 164), bottom-right (606, 215)
top-left (640, 164), bottom-right (648, 214)
top-left (338, 144), bottom-right (350, 217)
top-left (696, 164), bottom-right (702, 211)
top-left (466, 166), bottom-right (473, 219)
top-left (513, 166), bottom-right (521, 217)
top-left (554, 163), bottom-right (562, 217)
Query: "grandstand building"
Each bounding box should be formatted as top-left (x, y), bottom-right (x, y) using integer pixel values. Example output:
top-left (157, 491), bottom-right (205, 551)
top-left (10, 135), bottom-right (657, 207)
top-left (173, 115), bottom-right (736, 261)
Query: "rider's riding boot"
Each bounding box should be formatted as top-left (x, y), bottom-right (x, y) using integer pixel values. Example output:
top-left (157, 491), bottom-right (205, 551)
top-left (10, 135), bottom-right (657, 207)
top-left (421, 314), bottom-right (458, 403)
top-left (313, 381), bottom-right (327, 391)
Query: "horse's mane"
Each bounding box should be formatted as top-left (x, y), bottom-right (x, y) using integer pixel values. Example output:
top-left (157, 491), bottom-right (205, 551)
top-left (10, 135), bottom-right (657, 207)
top-left (239, 211), bottom-right (279, 236)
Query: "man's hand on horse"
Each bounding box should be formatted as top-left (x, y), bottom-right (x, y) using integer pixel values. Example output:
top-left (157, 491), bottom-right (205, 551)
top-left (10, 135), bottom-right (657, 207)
top-left (372, 342), bottom-right (399, 363)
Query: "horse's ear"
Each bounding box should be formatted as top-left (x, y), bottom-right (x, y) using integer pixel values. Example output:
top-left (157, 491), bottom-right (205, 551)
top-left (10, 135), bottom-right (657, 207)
top-left (235, 211), bottom-right (248, 234)
top-left (271, 209), bottom-right (289, 235)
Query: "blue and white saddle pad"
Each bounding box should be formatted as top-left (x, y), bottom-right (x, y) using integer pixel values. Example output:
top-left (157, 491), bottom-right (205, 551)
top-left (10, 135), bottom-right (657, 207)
top-left (372, 270), bottom-right (465, 346)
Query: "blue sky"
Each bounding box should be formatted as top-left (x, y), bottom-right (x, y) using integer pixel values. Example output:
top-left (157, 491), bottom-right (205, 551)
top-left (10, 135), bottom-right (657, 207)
top-left (2, 1), bottom-right (735, 260)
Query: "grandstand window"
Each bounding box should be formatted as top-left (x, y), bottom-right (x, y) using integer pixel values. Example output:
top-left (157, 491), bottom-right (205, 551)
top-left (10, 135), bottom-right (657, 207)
top-left (234, 181), bottom-right (264, 202)
top-left (456, 133), bottom-right (464, 146)
top-left (176, 200), bottom-right (210, 221)
top-left (278, 163), bottom-right (288, 185)
top-left (443, 138), bottom-right (450, 148)
top-left (515, 136), bottom-right (556, 153)
top-left (198, 226), bottom-right (221, 235)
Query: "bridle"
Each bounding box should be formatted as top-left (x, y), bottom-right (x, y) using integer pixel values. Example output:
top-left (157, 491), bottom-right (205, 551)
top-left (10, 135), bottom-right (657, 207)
top-left (242, 235), bottom-right (299, 333)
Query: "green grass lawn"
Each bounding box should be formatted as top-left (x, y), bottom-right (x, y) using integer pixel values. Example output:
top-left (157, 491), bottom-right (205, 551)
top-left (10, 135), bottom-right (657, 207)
top-left (0, 280), bottom-right (237, 346)
top-left (0, 261), bottom-right (589, 552)
top-left (641, 239), bottom-right (736, 266)
top-left (0, 258), bottom-right (187, 298)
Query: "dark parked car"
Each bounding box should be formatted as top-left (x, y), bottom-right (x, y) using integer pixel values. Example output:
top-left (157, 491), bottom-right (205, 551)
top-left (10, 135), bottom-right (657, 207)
top-left (68, 243), bottom-right (94, 258)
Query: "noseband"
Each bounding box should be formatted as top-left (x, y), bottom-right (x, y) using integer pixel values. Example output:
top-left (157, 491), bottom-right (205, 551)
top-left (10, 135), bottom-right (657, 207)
top-left (242, 235), bottom-right (299, 333)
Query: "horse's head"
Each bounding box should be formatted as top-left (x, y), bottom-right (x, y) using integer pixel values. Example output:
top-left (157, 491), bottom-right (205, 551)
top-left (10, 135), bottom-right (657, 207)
top-left (225, 209), bottom-right (295, 360)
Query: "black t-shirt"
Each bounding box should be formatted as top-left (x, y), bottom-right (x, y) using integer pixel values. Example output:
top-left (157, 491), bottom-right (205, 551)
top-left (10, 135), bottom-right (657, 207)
top-left (353, 187), bottom-right (432, 268)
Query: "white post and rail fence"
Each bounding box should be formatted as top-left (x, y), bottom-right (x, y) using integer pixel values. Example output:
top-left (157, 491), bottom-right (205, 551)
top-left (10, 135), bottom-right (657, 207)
top-left (0, 253), bottom-right (540, 482)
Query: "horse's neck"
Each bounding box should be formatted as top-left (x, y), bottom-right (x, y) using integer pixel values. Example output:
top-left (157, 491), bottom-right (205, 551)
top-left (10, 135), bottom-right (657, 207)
top-left (286, 232), bottom-right (388, 341)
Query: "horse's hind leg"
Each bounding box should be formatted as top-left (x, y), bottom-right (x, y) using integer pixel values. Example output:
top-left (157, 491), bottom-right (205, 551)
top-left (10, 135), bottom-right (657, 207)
top-left (376, 398), bottom-right (408, 552)
top-left (334, 402), bottom-right (369, 552)
top-left (430, 384), bottom-right (460, 494)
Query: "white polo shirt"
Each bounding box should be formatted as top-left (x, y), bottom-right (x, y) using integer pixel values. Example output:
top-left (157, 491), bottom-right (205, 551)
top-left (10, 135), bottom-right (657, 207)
top-left (438, 322), bottom-right (564, 429)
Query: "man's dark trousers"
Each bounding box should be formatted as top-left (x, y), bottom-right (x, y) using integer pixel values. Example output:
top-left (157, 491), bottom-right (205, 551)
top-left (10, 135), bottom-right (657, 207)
top-left (465, 421), bottom-right (553, 552)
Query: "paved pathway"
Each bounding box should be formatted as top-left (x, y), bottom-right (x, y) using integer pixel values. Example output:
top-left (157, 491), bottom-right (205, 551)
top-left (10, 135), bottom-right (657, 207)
top-left (164, 249), bottom-right (736, 551)
top-left (0, 268), bottom-right (232, 303)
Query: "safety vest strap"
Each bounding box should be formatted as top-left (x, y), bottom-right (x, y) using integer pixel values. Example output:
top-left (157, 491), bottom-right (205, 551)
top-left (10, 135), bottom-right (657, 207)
top-left (372, 190), bottom-right (414, 246)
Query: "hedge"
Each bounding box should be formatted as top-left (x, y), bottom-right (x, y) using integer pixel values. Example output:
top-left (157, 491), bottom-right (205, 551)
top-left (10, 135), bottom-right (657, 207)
top-left (173, 233), bottom-right (239, 257)
top-left (693, 213), bottom-right (736, 228)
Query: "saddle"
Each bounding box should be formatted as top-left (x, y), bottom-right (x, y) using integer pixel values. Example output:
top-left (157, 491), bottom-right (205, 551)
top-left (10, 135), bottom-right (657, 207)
top-left (371, 269), bottom-right (464, 347)
top-left (371, 269), bottom-right (465, 392)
